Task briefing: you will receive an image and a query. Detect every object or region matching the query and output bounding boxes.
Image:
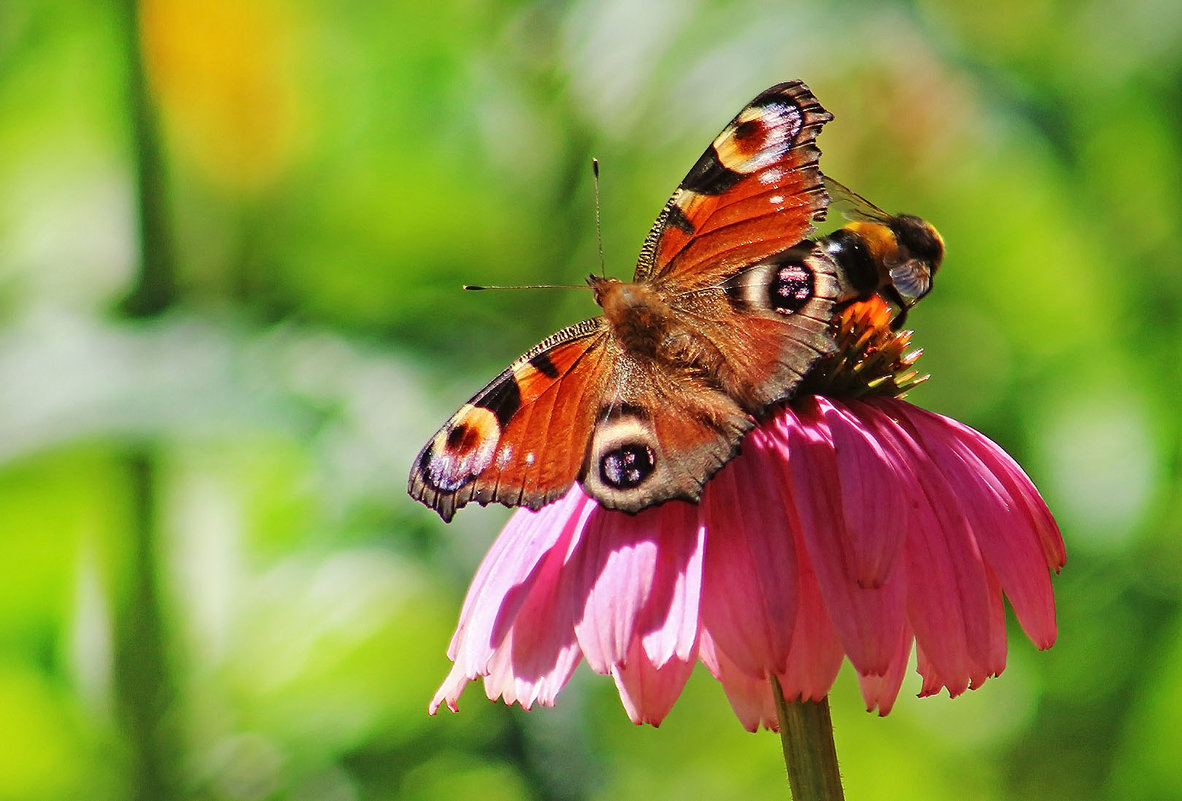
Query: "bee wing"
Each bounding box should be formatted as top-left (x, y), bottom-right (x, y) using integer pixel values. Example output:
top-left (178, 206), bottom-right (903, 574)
top-left (823, 175), bottom-right (893, 224)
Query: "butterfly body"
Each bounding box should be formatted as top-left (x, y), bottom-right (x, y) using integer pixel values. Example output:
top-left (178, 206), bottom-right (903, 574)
top-left (410, 81), bottom-right (942, 521)
top-left (592, 276), bottom-right (677, 359)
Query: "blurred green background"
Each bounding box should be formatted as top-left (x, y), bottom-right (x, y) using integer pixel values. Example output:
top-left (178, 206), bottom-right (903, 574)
top-left (2, 0), bottom-right (1180, 798)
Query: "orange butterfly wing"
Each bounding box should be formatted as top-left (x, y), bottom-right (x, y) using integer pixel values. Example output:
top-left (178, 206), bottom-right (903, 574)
top-left (408, 316), bottom-right (754, 520)
top-left (636, 80), bottom-right (833, 289)
top-left (668, 244), bottom-right (843, 411)
top-left (641, 81), bottom-right (841, 411)
top-left (409, 320), bottom-right (610, 521)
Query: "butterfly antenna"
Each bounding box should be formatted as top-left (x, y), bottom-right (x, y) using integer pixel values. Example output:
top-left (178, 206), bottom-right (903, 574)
top-left (464, 160), bottom-right (609, 293)
top-left (592, 158), bottom-right (606, 277)
top-left (462, 283), bottom-right (585, 291)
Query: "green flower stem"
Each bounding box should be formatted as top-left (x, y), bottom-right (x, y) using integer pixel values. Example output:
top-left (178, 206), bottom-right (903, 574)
top-left (115, 450), bottom-right (179, 801)
top-left (120, 0), bottom-right (177, 316)
top-left (772, 678), bottom-right (845, 801)
top-left (115, 2), bottom-right (181, 800)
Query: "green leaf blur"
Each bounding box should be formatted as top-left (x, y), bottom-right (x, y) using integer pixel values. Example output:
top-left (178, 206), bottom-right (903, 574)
top-left (1, 0), bottom-right (1178, 799)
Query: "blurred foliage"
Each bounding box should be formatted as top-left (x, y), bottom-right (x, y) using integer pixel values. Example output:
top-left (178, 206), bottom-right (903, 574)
top-left (1, 0), bottom-right (1180, 799)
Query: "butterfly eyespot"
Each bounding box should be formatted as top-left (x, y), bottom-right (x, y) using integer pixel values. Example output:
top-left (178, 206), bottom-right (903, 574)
top-left (599, 443), bottom-right (657, 489)
top-left (724, 248), bottom-right (817, 315)
top-left (732, 119), bottom-right (761, 142)
top-left (446, 423), bottom-right (475, 449)
top-left (770, 263), bottom-right (813, 314)
top-left (417, 405), bottom-right (501, 494)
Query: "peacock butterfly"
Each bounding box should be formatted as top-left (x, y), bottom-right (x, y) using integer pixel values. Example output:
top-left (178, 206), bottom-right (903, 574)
top-left (409, 80), bottom-right (943, 521)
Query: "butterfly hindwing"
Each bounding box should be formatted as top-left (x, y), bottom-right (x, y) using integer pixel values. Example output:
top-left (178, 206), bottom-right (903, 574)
top-left (409, 319), bottom-right (755, 518)
top-left (580, 356), bottom-right (753, 512)
top-left (674, 243), bottom-right (843, 411)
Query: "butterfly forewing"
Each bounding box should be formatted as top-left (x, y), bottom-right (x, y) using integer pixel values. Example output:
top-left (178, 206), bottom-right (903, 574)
top-left (409, 320), bottom-right (607, 521)
top-left (635, 81), bottom-right (833, 289)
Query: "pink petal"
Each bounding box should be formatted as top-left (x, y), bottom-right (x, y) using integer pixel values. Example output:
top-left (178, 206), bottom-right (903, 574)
top-left (887, 401), bottom-right (1060, 648)
top-left (431, 661), bottom-right (478, 715)
top-left (855, 621), bottom-right (913, 715)
top-left (971, 564), bottom-right (1008, 690)
top-left (967, 426), bottom-right (1066, 572)
top-left (915, 642), bottom-right (945, 697)
top-left (481, 628), bottom-right (581, 710)
top-left (430, 491), bottom-right (593, 713)
top-left (817, 399), bottom-right (910, 586)
top-left (698, 435), bottom-right (800, 678)
top-left (636, 504), bottom-right (705, 667)
top-left (699, 631), bottom-right (777, 732)
top-left (612, 635), bottom-right (699, 726)
top-left (773, 530), bottom-right (845, 704)
top-left (772, 399), bottom-right (909, 677)
top-left (573, 500), bottom-right (703, 675)
top-left (856, 402), bottom-right (995, 696)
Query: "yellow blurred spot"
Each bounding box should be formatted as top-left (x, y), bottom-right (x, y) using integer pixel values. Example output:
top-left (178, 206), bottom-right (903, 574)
top-left (139, 0), bottom-right (304, 191)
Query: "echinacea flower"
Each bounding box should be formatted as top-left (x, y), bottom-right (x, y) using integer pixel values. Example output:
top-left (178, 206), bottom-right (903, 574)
top-left (429, 299), bottom-right (1065, 731)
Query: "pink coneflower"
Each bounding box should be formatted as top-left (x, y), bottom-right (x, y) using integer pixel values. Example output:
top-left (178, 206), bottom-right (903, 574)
top-left (429, 300), bottom-right (1064, 732)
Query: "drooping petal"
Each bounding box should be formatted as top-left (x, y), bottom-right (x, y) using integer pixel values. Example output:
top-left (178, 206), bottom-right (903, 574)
top-left (769, 520), bottom-right (845, 704)
top-left (912, 559), bottom-right (1002, 703)
top-left (971, 563), bottom-right (1008, 690)
top-left (901, 405), bottom-right (1061, 649)
top-left (855, 619), bottom-right (913, 715)
top-left (915, 642), bottom-right (943, 698)
top-left (573, 499), bottom-right (703, 675)
top-left (612, 635), bottom-right (699, 726)
top-left (856, 402), bottom-right (998, 696)
top-left (965, 425), bottom-right (1066, 572)
top-left (771, 399), bottom-right (909, 678)
top-left (816, 398), bottom-right (911, 586)
top-left (909, 487), bottom-right (995, 690)
top-left (698, 434), bottom-right (800, 678)
top-left (635, 503), bottom-right (705, 668)
top-left (430, 491), bottom-right (594, 713)
top-left (481, 624), bottom-right (581, 710)
top-left (699, 631), bottom-right (776, 733)
top-left (431, 660), bottom-right (480, 716)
